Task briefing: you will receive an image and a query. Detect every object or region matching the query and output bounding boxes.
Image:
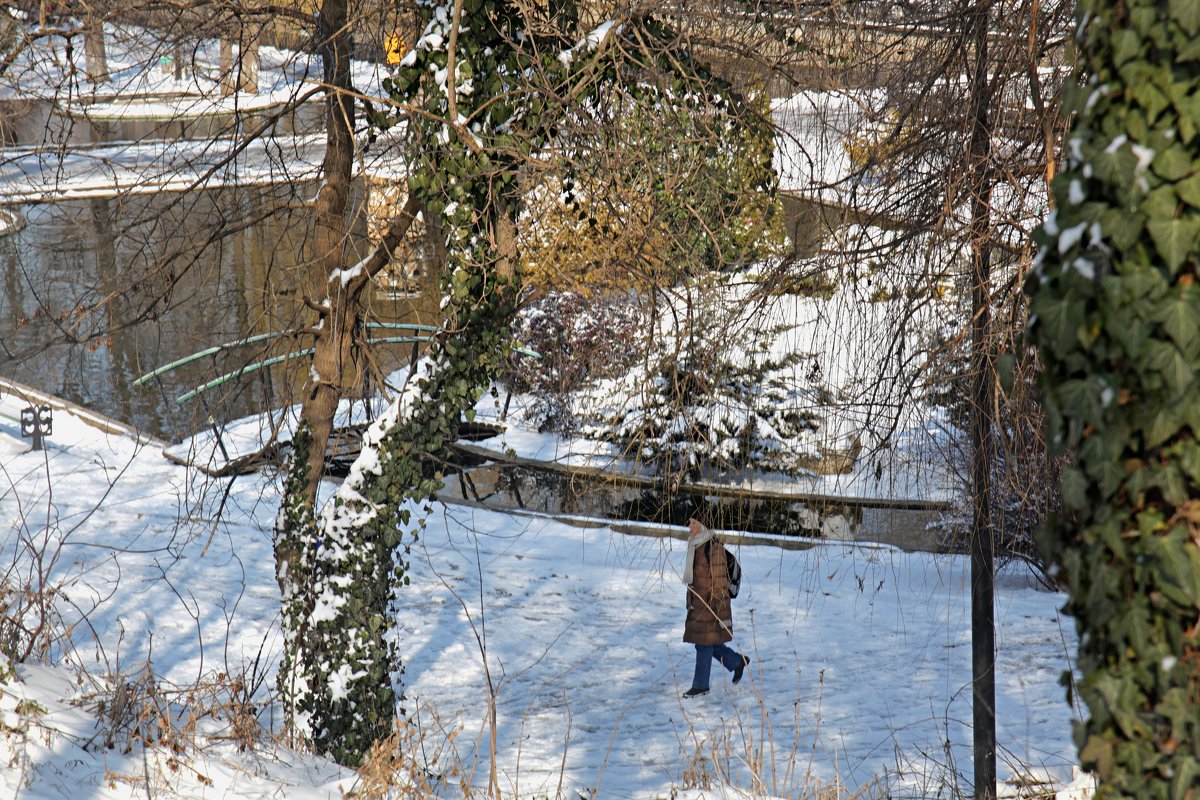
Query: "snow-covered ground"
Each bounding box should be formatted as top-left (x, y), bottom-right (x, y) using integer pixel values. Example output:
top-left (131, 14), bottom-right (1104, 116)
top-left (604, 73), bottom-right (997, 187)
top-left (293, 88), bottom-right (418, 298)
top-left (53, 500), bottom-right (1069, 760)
top-left (168, 275), bottom-right (960, 508)
top-left (0, 24), bottom-right (388, 108)
top-left (0, 24), bottom-right (399, 202)
top-left (0, 381), bottom-right (1092, 799)
top-left (772, 89), bottom-right (1049, 250)
top-left (0, 134), bottom-right (325, 202)
top-left (0, 207), bottom-right (23, 235)
top-left (772, 90), bottom-right (868, 195)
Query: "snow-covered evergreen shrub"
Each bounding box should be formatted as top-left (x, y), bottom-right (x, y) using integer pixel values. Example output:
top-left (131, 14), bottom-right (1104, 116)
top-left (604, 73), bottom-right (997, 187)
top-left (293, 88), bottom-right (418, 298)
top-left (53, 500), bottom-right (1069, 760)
top-left (503, 292), bottom-right (641, 432)
top-left (578, 311), bottom-right (828, 482)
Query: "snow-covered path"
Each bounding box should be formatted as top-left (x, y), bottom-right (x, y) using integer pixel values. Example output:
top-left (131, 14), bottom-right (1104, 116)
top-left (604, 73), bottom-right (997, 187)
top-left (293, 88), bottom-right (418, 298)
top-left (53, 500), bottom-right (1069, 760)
top-left (0, 384), bottom-right (1082, 798)
top-left (398, 505), bottom-right (1079, 797)
top-left (0, 134), bottom-right (325, 202)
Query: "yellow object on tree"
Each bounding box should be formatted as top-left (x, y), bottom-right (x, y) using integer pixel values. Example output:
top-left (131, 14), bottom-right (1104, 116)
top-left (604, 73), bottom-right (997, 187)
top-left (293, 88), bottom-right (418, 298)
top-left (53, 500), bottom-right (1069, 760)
top-left (385, 32), bottom-right (407, 65)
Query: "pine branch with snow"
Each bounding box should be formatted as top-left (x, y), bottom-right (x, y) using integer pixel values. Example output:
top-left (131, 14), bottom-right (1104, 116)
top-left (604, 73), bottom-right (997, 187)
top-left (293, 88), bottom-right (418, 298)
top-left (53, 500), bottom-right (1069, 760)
top-left (577, 314), bottom-right (829, 482)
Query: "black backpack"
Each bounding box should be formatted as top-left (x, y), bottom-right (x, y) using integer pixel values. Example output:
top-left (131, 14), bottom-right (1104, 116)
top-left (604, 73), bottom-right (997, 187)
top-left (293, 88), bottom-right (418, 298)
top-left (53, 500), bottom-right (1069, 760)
top-left (726, 548), bottom-right (742, 598)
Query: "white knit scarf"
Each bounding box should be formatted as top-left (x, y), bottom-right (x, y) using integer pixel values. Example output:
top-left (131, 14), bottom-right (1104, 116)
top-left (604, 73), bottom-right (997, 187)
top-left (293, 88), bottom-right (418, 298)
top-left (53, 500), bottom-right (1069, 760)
top-left (682, 526), bottom-right (715, 585)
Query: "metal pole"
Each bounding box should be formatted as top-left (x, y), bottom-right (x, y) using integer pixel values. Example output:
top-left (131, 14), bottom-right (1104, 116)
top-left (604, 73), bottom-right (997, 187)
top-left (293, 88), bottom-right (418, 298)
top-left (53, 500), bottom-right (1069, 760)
top-left (31, 409), bottom-right (44, 451)
top-left (967, 0), bottom-right (997, 796)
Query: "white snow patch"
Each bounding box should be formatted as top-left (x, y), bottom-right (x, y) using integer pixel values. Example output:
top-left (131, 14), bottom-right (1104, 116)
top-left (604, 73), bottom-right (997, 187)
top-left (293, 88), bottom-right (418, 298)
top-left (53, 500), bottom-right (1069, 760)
top-left (1068, 136), bottom-right (1085, 165)
top-left (1131, 144), bottom-right (1155, 175)
top-left (1070, 257), bottom-right (1095, 280)
top-left (330, 253), bottom-right (370, 287)
top-left (1068, 179), bottom-right (1085, 206)
top-left (1043, 209), bottom-right (1059, 237)
top-left (1058, 222), bottom-right (1088, 254)
top-left (559, 19), bottom-right (618, 67)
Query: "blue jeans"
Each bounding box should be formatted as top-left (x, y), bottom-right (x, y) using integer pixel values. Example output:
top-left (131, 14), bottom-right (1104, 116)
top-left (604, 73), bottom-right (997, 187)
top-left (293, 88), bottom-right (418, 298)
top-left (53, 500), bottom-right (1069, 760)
top-left (690, 643), bottom-right (743, 691)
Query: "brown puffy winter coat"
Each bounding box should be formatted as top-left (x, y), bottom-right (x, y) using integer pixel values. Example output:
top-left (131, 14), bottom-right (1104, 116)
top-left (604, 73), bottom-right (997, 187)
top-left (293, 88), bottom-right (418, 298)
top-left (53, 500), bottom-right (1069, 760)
top-left (684, 540), bottom-right (734, 645)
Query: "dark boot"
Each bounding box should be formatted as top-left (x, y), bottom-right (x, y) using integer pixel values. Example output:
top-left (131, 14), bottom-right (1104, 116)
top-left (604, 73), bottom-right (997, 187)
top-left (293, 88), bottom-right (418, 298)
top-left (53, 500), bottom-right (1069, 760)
top-left (732, 655), bottom-right (751, 685)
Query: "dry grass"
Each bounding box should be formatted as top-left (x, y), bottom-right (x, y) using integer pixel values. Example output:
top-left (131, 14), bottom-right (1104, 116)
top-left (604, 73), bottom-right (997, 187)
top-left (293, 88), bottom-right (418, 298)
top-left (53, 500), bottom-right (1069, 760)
top-left (350, 712), bottom-right (468, 800)
top-left (74, 647), bottom-right (270, 759)
top-left (0, 577), bottom-right (66, 664)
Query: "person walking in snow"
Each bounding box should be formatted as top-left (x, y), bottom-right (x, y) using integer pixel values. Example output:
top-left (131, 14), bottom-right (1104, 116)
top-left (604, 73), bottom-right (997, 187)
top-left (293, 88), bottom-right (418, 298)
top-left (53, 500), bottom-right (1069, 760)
top-left (682, 516), bottom-right (749, 698)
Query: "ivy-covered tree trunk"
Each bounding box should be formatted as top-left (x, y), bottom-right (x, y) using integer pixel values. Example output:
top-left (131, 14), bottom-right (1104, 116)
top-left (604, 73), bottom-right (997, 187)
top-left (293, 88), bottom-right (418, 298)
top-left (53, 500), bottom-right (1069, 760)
top-left (275, 0), bottom-right (543, 764)
top-left (275, 0), bottom-right (775, 764)
top-left (1030, 2), bottom-right (1200, 795)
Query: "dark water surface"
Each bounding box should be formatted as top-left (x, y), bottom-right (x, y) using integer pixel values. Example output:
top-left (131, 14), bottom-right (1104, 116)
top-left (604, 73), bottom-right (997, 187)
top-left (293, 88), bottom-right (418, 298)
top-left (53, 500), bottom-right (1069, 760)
top-left (0, 182), bottom-right (435, 442)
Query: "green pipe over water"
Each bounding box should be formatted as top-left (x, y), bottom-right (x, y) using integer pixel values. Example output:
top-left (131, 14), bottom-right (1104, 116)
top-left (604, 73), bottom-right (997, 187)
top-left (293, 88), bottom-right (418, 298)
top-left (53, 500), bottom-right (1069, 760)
top-left (175, 348), bottom-right (317, 404)
top-left (170, 333), bottom-right (538, 404)
top-left (173, 336), bottom-right (433, 404)
top-left (366, 322), bottom-right (440, 332)
top-left (133, 330), bottom-right (290, 386)
top-left (135, 323), bottom-right (446, 387)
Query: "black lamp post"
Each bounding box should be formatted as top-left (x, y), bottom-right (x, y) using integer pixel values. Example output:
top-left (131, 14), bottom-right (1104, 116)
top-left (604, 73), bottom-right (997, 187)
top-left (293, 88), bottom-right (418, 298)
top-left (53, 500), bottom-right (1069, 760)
top-left (20, 405), bottom-right (52, 451)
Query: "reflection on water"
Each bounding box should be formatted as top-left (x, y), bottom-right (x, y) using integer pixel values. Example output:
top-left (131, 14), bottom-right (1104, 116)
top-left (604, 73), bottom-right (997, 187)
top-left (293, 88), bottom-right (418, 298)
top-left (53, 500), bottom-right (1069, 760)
top-left (0, 182), bottom-right (440, 442)
top-left (445, 463), bottom-right (945, 550)
top-left (452, 463), bottom-right (646, 519)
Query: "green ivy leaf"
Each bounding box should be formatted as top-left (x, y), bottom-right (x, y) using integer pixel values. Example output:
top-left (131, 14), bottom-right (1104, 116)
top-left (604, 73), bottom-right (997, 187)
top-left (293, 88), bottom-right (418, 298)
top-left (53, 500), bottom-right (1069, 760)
top-left (1153, 293), bottom-right (1200, 356)
top-left (1170, 0), bottom-right (1200, 36)
top-left (1095, 459), bottom-right (1126, 499)
top-left (1146, 337), bottom-right (1193, 386)
top-left (1147, 218), bottom-right (1200, 273)
top-left (1059, 379), bottom-right (1102, 423)
top-left (1175, 172), bottom-right (1200, 207)
top-left (1092, 147), bottom-right (1138, 187)
top-left (1099, 208), bottom-right (1145, 250)
top-left (1129, 6), bottom-right (1157, 35)
top-left (1178, 36), bottom-right (1200, 63)
top-left (1152, 144), bottom-right (1193, 181)
top-left (1176, 93), bottom-right (1200, 133)
top-left (1034, 295), bottom-right (1086, 355)
top-left (1061, 466), bottom-right (1089, 511)
top-left (1146, 405), bottom-right (1184, 446)
top-left (1142, 185), bottom-right (1181, 221)
top-left (1112, 28), bottom-right (1142, 66)
top-left (1130, 83), bottom-right (1169, 124)
top-left (1169, 756), bottom-right (1200, 797)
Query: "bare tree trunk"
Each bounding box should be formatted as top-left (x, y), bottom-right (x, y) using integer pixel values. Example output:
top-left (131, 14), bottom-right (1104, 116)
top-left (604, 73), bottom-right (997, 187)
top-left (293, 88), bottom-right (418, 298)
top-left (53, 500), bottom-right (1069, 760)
top-left (220, 23), bottom-right (261, 95)
top-left (239, 23), bottom-right (260, 94)
top-left (297, 0), bottom-right (356, 506)
top-left (289, 0), bottom-right (424, 509)
top-left (83, 16), bottom-right (107, 84)
top-left (1025, 0), bottom-right (1058, 205)
top-left (219, 39), bottom-right (234, 95)
top-left (494, 212), bottom-right (517, 281)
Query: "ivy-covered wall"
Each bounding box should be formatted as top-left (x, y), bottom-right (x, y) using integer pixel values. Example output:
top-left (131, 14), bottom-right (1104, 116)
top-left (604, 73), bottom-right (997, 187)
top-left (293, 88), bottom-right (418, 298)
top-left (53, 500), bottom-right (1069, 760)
top-left (1030, 1), bottom-right (1200, 795)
